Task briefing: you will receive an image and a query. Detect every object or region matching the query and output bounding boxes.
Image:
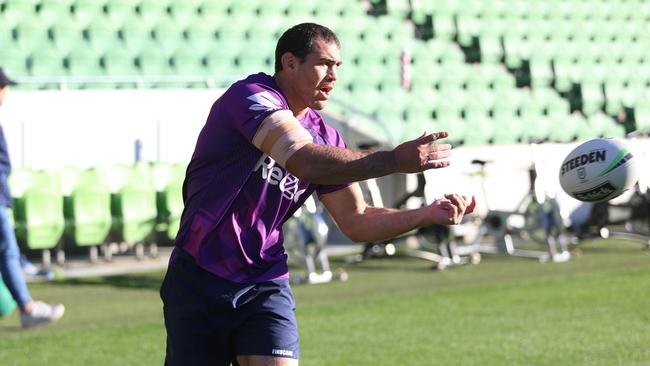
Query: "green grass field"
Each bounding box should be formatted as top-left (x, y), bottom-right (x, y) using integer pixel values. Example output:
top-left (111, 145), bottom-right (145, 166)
top-left (1, 239), bottom-right (649, 366)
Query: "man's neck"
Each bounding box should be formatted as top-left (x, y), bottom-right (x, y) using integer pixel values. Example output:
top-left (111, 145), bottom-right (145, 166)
top-left (273, 74), bottom-right (309, 120)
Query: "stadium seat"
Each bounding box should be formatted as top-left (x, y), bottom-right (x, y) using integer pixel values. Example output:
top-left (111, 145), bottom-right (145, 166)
top-left (49, 21), bottom-right (85, 53)
top-left (136, 47), bottom-right (173, 77)
top-left (119, 21), bottom-right (154, 52)
top-left (66, 46), bottom-right (104, 79)
top-left (135, 0), bottom-right (170, 26)
top-left (580, 79), bottom-right (605, 116)
top-left (68, 182), bottom-right (112, 247)
top-left (111, 180), bottom-right (157, 245)
top-left (171, 45), bottom-right (205, 77)
top-left (37, 0), bottom-right (73, 24)
top-left (14, 19), bottom-right (50, 52)
top-left (84, 18), bottom-right (121, 52)
top-left (203, 46), bottom-right (240, 77)
top-left (104, 0), bottom-right (136, 24)
top-left (151, 18), bottom-right (186, 53)
top-left (184, 21), bottom-right (218, 52)
top-left (0, 48), bottom-right (29, 78)
top-left (167, 0), bottom-right (200, 25)
top-left (27, 47), bottom-right (63, 75)
top-left (196, 0), bottom-right (230, 23)
top-left (14, 186), bottom-right (65, 251)
top-left (70, 0), bottom-right (105, 24)
top-left (0, 0), bottom-right (38, 26)
top-left (101, 47), bottom-right (138, 77)
top-left (95, 164), bottom-right (155, 248)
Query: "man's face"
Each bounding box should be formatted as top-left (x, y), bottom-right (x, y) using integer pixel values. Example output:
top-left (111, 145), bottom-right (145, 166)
top-left (291, 38), bottom-right (341, 111)
top-left (0, 86), bottom-right (8, 107)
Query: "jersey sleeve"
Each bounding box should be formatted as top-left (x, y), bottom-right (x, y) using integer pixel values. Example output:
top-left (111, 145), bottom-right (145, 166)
top-left (315, 125), bottom-right (353, 196)
top-left (225, 81), bottom-right (290, 143)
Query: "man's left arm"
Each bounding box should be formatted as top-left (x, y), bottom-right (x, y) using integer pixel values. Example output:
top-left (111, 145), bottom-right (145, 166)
top-left (319, 183), bottom-right (475, 244)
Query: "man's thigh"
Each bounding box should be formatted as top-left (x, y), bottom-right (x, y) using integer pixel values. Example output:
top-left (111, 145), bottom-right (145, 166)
top-left (232, 280), bottom-right (300, 362)
top-left (236, 355), bottom-right (299, 366)
top-left (161, 253), bottom-right (238, 366)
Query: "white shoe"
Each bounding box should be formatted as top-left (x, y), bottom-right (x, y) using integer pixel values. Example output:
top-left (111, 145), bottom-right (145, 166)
top-left (20, 301), bottom-right (65, 329)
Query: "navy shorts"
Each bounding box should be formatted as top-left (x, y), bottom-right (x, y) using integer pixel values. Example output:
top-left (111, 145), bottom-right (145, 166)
top-left (160, 248), bottom-right (299, 366)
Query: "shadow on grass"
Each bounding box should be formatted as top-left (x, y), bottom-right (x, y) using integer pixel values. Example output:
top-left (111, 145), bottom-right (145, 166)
top-left (52, 273), bottom-right (164, 292)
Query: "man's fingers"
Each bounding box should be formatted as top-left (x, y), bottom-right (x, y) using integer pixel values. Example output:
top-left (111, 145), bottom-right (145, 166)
top-left (444, 194), bottom-right (467, 213)
top-left (465, 196), bottom-right (476, 214)
top-left (418, 131), bottom-right (448, 144)
top-left (426, 148), bottom-right (452, 160)
top-left (429, 143), bottom-right (452, 152)
top-left (424, 160), bottom-right (451, 169)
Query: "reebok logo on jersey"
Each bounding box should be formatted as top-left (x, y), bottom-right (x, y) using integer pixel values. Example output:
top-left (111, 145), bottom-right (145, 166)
top-left (253, 154), bottom-right (306, 203)
top-left (247, 91), bottom-right (281, 111)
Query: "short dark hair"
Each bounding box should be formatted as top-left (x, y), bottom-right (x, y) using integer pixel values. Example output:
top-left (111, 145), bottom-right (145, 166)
top-left (274, 23), bottom-right (340, 72)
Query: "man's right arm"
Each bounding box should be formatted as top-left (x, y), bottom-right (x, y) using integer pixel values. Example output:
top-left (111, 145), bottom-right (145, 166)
top-left (285, 132), bottom-right (452, 185)
top-left (250, 109), bottom-right (452, 185)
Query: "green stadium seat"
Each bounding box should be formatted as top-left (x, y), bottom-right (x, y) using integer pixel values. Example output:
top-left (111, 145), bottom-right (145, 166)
top-left (184, 22), bottom-right (218, 52)
top-left (171, 45), bottom-right (205, 77)
top-left (634, 101), bottom-right (650, 132)
top-left (1, 0), bottom-right (38, 26)
top-left (580, 79), bottom-right (604, 116)
top-left (552, 59), bottom-right (577, 93)
top-left (431, 13), bottom-right (456, 41)
top-left (491, 116), bottom-right (524, 145)
top-left (228, 1), bottom-right (260, 18)
top-left (101, 47), bottom-right (138, 76)
top-left (84, 18), bottom-right (121, 52)
top-left (529, 59), bottom-right (553, 88)
top-left (587, 112), bottom-right (623, 138)
top-left (196, 0), bottom-right (230, 24)
top-left (548, 113), bottom-right (585, 142)
top-left (104, 0), bottom-right (136, 23)
top-left (29, 48), bottom-right (66, 77)
top-left (70, 0), bottom-right (106, 24)
top-left (217, 15), bottom-right (251, 41)
top-left (0, 48), bottom-right (29, 78)
top-left (168, 0), bottom-right (200, 25)
top-left (14, 186), bottom-right (65, 250)
top-left (461, 117), bottom-right (492, 145)
top-left (502, 36), bottom-right (525, 69)
top-left (135, 0), bottom-right (169, 26)
top-left (151, 18), bottom-right (185, 52)
top-left (37, 0), bottom-right (73, 24)
top-left (604, 81), bottom-right (627, 115)
top-left (66, 46), bottom-right (103, 81)
top-left (136, 47), bottom-right (172, 76)
top-left (68, 182), bottom-right (112, 247)
top-left (111, 181), bottom-right (157, 244)
top-left (285, 1), bottom-right (315, 17)
top-left (456, 15), bottom-right (480, 47)
top-left (235, 44), bottom-right (273, 76)
top-left (479, 35), bottom-right (503, 64)
top-left (119, 21), bottom-right (154, 52)
top-left (203, 46), bottom-right (240, 77)
top-left (49, 21), bottom-right (85, 53)
top-left (257, 0), bottom-right (289, 18)
top-left (14, 20), bottom-right (50, 51)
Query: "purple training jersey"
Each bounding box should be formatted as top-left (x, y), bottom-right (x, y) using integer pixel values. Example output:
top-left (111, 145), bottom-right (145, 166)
top-left (174, 73), bottom-right (350, 284)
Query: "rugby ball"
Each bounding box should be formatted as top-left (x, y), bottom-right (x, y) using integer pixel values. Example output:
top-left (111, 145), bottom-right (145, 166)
top-left (559, 138), bottom-right (639, 202)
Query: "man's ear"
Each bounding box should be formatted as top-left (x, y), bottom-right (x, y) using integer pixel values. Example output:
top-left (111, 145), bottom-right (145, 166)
top-left (281, 52), bottom-right (297, 70)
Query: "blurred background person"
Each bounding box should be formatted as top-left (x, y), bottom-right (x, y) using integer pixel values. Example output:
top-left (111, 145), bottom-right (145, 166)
top-left (0, 67), bottom-right (65, 329)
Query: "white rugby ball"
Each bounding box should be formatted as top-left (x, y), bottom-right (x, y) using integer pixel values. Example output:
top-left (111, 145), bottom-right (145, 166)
top-left (559, 138), bottom-right (639, 202)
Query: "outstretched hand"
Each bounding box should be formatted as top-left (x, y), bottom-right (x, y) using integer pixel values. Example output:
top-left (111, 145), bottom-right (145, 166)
top-left (392, 131), bottom-right (452, 173)
top-left (427, 194), bottom-right (475, 225)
